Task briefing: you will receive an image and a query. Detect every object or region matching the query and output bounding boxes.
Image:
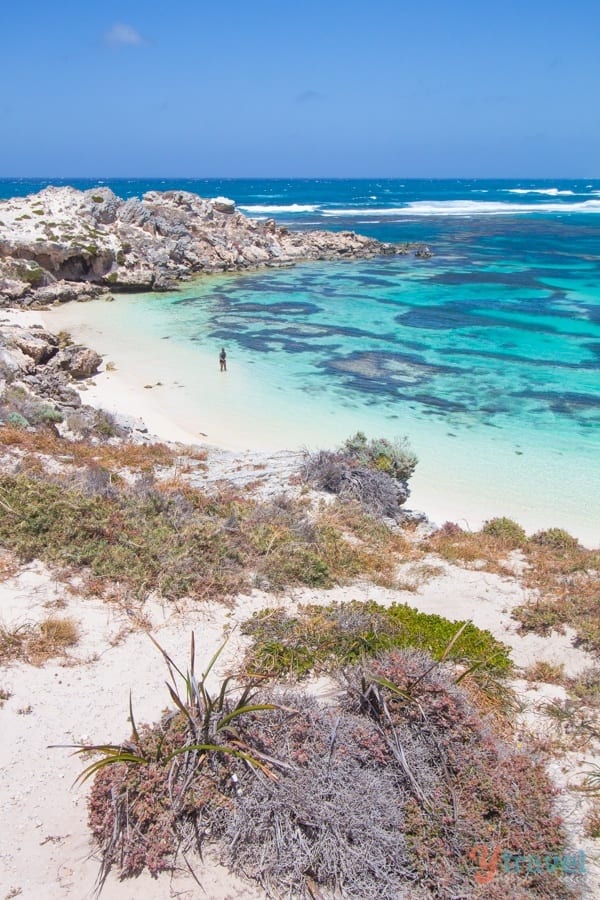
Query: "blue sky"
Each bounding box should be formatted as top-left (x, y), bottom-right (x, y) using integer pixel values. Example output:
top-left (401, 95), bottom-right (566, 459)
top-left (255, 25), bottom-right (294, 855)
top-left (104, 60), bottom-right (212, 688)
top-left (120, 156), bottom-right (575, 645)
top-left (1, 0), bottom-right (598, 176)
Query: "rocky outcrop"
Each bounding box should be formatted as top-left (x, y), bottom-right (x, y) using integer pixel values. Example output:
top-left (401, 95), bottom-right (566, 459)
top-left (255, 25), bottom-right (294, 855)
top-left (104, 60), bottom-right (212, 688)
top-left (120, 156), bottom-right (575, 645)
top-left (0, 322), bottom-right (102, 422)
top-left (0, 187), bottom-right (430, 306)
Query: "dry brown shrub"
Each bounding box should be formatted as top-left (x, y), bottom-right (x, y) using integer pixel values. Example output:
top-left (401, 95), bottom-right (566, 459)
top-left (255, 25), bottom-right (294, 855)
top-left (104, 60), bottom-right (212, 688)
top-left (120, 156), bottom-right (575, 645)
top-left (0, 616), bottom-right (79, 665)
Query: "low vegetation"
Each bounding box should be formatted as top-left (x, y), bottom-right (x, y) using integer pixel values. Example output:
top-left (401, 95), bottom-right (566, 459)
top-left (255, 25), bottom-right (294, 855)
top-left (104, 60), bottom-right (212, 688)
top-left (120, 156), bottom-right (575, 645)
top-left (425, 519), bottom-right (600, 654)
top-left (81, 640), bottom-right (575, 899)
top-left (302, 430), bottom-right (417, 519)
top-left (242, 600), bottom-right (512, 678)
top-left (0, 616), bottom-right (79, 665)
top-left (0, 469), bottom-right (408, 601)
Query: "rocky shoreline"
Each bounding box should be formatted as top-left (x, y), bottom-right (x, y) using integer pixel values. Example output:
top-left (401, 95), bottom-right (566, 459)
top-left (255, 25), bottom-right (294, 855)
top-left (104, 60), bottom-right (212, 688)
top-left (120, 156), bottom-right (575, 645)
top-left (0, 185), bottom-right (432, 438)
top-left (0, 186), bottom-right (431, 306)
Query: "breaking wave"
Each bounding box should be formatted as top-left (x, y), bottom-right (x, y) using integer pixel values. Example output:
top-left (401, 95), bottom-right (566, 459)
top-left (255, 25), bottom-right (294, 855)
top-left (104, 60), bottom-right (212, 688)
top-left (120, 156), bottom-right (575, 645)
top-left (239, 203), bottom-right (319, 214)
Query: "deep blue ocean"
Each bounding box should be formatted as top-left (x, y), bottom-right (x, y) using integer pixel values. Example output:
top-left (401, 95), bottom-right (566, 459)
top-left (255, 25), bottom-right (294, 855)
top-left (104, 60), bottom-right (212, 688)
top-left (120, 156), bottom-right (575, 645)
top-left (3, 178), bottom-right (599, 539)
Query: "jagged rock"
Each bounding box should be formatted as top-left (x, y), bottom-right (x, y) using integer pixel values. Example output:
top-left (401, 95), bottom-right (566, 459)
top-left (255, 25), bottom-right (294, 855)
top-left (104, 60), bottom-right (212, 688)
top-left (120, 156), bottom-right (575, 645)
top-left (49, 345), bottom-right (102, 379)
top-left (21, 371), bottom-right (82, 407)
top-left (0, 343), bottom-right (36, 375)
top-left (211, 196), bottom-right (236, 214)
top-left (0, 186), bottom-right (428, 305)
top-left (9, 328), bottom-right (58, 364)
top-left (32, 281), bottom-right (108, 304)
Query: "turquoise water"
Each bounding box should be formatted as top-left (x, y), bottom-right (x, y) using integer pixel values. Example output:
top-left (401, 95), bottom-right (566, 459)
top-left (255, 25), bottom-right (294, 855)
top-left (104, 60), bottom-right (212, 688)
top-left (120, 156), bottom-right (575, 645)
top-left (3, 178), bottom-right (599, 539)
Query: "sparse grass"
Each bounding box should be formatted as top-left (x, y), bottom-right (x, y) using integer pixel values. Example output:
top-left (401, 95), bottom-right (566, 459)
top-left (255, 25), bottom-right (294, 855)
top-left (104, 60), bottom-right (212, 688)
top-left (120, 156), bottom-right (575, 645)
top-left (0, 424), bottom-right (189, 473)
top-left (242, 600), bottom-right (512, 679)
top-left (524, 660), bottom-right (566, 684)
top-left (515, 538), bottom-right (600, 654)
top-left (0, 616), bottom-right (79, 665)
top-left (539, 697), bottom-right (599, 751)
top-left (423, 520), bottom-right (600, 654)
top-left (424, 521), bottom-right (514, 571)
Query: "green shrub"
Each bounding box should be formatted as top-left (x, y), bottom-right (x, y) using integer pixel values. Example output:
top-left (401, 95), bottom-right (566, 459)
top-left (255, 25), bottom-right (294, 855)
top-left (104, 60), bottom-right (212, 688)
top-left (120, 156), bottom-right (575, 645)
top-left (4, 412), bottom-right (29, 428)
top-left (343, 431), bottom-right (417, 483)
top-left (242, 600), bottom-right (512, 678)
top-left (532, 528), bottom-right (579, 551)
top-left (91, 195), bottom-right (104, 203)
top-left (482, 516), bottom-right (527, 547)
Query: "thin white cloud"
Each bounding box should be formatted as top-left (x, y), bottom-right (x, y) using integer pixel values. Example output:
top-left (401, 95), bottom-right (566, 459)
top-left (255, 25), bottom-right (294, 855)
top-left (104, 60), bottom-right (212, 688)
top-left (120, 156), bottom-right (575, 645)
top-left (105, 23), bottom-right (145, 47)
top-left (295, 90), bottom-right (326, 105)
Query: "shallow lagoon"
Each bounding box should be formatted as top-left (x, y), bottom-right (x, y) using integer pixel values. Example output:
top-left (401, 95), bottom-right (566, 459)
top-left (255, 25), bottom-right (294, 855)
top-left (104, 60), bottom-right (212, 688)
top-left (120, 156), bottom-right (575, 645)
top-left (49, 248), bottom-right (600, 545)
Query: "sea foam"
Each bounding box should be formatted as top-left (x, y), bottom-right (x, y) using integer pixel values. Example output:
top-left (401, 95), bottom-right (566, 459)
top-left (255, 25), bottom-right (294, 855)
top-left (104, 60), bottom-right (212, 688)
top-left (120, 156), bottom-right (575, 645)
top-left (239, 203), bottom-right (319, 214)
top-left (322, 200), bottom-right (600, 217)
top-left (505, 188), bottom-right (576, 196)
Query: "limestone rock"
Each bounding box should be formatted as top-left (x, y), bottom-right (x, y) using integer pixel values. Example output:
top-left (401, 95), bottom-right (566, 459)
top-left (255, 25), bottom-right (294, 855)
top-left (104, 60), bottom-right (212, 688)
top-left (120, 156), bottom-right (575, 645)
top-left (0, 186), bottom-right (430, 305)
top-left (9, 328), bottom-right (58, 364)
top-left (211, 196), bottom-right (236, 214)
top-left (50, 345), bottom-right (102, 379)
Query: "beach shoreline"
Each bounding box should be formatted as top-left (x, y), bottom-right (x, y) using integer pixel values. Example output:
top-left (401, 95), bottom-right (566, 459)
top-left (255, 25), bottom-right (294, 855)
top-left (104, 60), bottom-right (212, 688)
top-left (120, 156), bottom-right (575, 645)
top-left (38, 299), bottom-right (599, 548)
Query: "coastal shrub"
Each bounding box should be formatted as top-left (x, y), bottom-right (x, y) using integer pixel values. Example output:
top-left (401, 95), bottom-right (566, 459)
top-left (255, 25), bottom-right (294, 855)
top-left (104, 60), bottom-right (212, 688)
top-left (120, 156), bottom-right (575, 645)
top-left (82, 644), bottom-right (572, 899)
top-left (532, 528), bottom-right (579, 552)
top-left (482, 516), bottom-right (527, 548)
top-left (91, 195), bottom-right (104, 203)
top-left (343, 431), bottom-right (418, 481)
top-left (0, 386), bottom-right (62, 428)
top-left (4, 412), bottom-right (29, 428)
top-left (242, 600), bottom-right (512, 678)
top-left (302, 432), bottom-right (417, 519)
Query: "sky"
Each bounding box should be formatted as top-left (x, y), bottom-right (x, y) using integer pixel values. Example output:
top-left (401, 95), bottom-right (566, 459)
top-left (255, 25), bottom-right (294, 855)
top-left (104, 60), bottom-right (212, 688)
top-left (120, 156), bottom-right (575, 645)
top-left (1, 0), bottom-right (599, 177)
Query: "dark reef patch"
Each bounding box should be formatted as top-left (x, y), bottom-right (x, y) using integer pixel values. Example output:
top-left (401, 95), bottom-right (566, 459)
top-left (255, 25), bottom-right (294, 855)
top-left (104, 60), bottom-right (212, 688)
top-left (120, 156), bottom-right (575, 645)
top-left (428, 270), bottom-right (546, 289)
top-left (230, 301), bottom-right (322, 316)
top-left (443, 346), bottom-right (599, 370)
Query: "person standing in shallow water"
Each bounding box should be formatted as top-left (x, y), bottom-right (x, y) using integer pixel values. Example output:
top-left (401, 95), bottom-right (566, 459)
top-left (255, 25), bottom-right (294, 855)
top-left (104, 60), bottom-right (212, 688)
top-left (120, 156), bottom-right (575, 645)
top-left (219, 347), bottom-right (227, 372)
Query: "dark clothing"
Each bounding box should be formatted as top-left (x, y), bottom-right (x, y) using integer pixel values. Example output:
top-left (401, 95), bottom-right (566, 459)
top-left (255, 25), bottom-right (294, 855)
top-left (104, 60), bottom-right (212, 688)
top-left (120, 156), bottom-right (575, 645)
top-left (219, 349), bottom-right (227, 372)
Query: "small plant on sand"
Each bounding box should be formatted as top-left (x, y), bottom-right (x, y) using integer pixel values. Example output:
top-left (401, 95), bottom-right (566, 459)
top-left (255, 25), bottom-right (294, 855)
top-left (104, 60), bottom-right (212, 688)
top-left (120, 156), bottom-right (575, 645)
top-left (524, 660), bottom-right (566, 684)
top-left (0, 616), bottom-right (78, 665)
top-left (0, 686), bottom-right (12, 707)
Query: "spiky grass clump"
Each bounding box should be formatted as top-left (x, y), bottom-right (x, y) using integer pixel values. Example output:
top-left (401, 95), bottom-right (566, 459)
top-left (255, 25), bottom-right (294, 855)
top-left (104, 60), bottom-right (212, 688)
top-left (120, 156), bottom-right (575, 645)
top-left (242, 600), bottom-right (512, 679)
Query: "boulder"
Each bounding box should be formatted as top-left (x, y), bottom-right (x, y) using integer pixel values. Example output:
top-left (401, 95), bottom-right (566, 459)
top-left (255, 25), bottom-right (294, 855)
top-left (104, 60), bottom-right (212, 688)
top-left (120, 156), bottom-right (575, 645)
top-left (50, 345), bottom-right (102, 379)
top-left (10, 328), bottom-right (58, 364)
top-left (211, 196), bottom-right (236, 214)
